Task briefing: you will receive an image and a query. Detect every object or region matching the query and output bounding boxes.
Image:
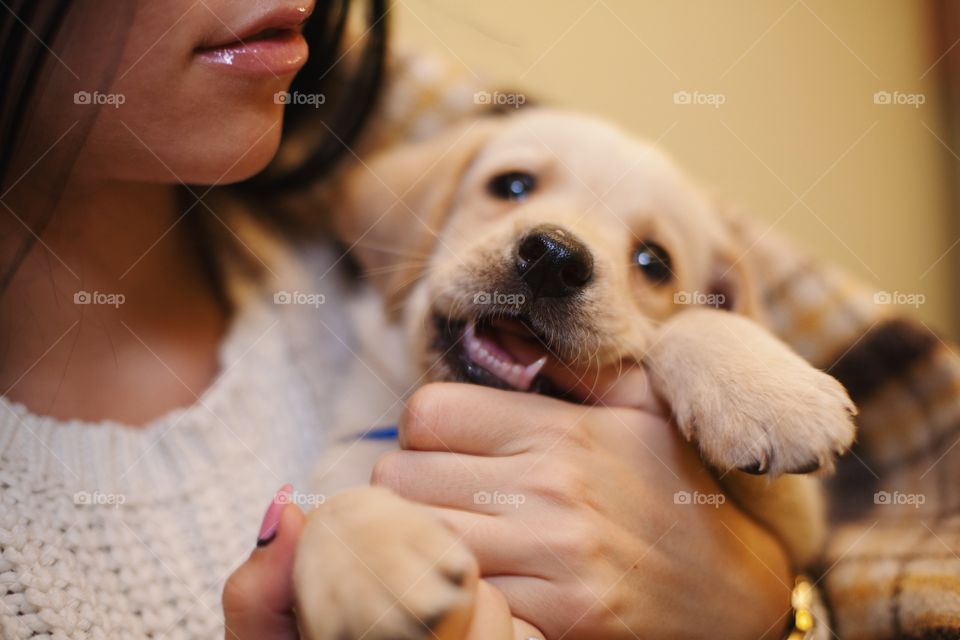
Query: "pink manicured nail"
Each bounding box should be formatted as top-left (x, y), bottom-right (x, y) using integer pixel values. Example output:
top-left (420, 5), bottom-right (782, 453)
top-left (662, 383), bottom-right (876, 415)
top-left (256, 484), bottom-right (292, 547)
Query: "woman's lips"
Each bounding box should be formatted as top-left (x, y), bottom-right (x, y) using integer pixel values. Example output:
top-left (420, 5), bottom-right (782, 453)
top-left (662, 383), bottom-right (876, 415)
top-left (195, 29), bottom-right (308, 76)
top-left (196, 3), bottom-right (314, 76)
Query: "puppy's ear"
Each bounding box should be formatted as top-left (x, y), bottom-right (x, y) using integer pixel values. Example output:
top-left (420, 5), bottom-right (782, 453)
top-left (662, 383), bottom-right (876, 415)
top-left (707, 247), bottom-right (759, 318)
top-left (333, 120), bottom-right (498, 308)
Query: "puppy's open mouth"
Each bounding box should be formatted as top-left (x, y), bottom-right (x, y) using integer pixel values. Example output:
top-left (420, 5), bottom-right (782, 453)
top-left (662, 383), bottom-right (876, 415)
top-left (463, 318), bottom-right (548, 390)
top-left (434, 313), bottom-right (564, 395)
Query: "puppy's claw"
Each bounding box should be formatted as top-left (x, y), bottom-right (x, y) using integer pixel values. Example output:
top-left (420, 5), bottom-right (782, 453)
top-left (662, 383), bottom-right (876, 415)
top-left (442, 566), bottom-right (467, 588)
top-left (737, 458), bottom-right (767, 475)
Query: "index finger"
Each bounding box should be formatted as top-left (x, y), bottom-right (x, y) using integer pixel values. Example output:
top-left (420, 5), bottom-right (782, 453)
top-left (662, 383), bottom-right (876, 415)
top-left (534, 358), bottom-right (665, 414)
top-left (583, 365), bottom-right (667, 414)
top-left (399, 382), bottom-right (573, 455)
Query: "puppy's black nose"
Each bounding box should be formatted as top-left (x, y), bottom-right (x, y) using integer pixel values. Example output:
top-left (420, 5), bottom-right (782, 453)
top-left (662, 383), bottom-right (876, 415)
top-left (516, 225), bottom-right (594, 298)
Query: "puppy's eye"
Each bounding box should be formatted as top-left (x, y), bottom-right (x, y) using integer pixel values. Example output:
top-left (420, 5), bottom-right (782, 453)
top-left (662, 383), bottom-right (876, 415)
top-left (487, 171), bottom-right (536, 200)
top-left (634, 241), bottom-right (673, 285)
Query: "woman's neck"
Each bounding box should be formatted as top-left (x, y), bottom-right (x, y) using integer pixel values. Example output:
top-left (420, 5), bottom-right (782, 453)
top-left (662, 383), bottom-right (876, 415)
top-left (0, 179), bottom-right (230, 425)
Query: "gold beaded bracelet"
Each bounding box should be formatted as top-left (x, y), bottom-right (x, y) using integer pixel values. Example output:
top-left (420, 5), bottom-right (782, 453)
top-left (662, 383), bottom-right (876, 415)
top-left (785, 575), bottom-right (815, 640)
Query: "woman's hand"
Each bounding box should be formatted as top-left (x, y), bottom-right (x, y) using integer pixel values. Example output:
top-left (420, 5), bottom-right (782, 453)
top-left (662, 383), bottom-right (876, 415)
top-left (373, 374), bottom-right (794, 639)
top-left (222, 487), bottom-right (305, 640)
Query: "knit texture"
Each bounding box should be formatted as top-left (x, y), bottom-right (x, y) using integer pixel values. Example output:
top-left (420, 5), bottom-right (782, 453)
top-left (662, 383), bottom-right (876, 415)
top-left (0, 41), bottom-right (473, 640)
top-left (0, 214), bottom-right (414, 639)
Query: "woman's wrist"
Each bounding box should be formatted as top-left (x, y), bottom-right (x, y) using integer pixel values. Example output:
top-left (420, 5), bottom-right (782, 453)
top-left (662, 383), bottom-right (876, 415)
top-left (721, 507), bottom-right (794, 639)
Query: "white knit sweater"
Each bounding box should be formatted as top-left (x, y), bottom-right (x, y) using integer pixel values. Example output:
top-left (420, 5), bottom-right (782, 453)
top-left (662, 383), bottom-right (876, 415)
top-left (0, 213), bottom-right (414, 639)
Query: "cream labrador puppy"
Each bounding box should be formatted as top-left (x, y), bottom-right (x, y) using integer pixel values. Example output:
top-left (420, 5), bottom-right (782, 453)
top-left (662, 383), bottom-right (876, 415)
top-left (294, 109), bottom-right (857, 639)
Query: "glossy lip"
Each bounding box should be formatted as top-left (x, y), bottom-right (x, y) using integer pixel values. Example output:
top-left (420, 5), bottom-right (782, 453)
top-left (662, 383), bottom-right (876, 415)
top-left (195, 3), bottom-right (315, 76)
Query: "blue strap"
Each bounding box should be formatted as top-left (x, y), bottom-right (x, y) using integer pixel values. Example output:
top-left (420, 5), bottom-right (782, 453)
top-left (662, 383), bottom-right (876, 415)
top-left (359, 425), bottom-right (399, 440)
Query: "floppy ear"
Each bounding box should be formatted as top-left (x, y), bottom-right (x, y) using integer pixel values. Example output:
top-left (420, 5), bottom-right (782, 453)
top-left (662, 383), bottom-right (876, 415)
top-left (706, 244), bottom-right (760, 318)
top-left (332, 120), bottom-right (498, 308)
top-left (693, 203), bottom-right (759, 319)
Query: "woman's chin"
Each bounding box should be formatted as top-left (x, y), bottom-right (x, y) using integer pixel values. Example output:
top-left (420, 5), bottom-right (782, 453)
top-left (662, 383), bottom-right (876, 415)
top-left (188, 126), bottom-right (284, 185)
top-left (218, 151), bottom-right (280, 185)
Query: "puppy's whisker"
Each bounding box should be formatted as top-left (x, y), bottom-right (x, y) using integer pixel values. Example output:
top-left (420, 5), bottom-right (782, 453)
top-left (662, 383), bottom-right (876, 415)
top-left (446, 300), bottom-right (461, 329)
top-left (587, 347), bottom-right (603, 400)
top-left (364, 260), bottom-right (430, 277)
top-left (383, 262), bottom-right (442, 303)
top-left (356, 242), bottom-right (432, 260)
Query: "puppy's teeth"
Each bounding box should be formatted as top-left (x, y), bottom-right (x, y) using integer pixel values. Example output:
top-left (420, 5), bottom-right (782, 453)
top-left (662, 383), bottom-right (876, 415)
top-left (505, 363), bottom-right (524, 388)
top-left (462, 321), bottom-right (546, 390)
top-left (517, 356), bottom-right (547, 390)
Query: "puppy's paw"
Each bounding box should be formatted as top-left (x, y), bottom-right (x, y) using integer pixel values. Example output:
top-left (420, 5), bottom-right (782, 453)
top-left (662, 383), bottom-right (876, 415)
top-left (294, 486), bottom-right (477, 640)
top-left (647, 309), bottom-right (857, 476)
top-left (685, 365), bottom-right (856, 475)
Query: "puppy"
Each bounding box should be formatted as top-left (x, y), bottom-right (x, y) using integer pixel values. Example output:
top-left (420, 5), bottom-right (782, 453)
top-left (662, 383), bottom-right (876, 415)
top-left (294, 108), bottom-right (857, 639)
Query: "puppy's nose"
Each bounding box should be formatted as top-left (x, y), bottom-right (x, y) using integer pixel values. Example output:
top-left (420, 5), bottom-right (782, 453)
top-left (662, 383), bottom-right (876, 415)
top-left (516, 225), bottom-right (594, 298)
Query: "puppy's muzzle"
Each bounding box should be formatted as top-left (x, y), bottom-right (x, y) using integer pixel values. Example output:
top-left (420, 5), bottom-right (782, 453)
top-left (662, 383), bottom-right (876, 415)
top-left (515, 225), bottom-right (594, 299)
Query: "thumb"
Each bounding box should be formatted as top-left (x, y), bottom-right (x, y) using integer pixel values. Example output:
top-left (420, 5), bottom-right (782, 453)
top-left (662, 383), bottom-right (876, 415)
top-left (223, 485), bottom-right (306, 640)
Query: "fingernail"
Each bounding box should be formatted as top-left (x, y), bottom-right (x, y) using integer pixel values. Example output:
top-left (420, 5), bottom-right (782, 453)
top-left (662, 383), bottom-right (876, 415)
top-left (256, 484), bottom-right (292, 547)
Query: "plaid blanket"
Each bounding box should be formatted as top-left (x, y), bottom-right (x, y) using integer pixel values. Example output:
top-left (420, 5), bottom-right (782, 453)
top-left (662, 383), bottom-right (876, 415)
top-left (347, 42), bottom-right (960, 640)
top-left (730, 216), bottom-right (960, 639)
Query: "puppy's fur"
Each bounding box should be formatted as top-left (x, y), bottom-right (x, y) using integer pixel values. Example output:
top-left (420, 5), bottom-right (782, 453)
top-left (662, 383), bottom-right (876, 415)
top-left (295, 109), bottom-right (857, 640)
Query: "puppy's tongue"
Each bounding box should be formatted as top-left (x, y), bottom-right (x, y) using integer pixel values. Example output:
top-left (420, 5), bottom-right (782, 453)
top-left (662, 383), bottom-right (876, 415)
top-left (463, 321), bottom-right (547, 390)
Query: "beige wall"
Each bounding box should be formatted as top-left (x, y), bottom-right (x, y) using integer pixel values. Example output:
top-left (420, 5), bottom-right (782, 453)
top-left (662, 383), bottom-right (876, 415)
top-left (394, 0), bottom-right (958, 336)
